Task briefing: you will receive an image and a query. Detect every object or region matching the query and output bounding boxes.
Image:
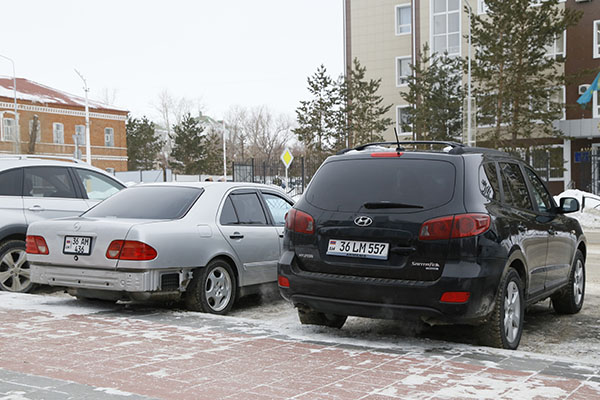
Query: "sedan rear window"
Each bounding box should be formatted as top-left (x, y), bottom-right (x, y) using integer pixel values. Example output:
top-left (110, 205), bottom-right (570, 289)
top-left (83, 186), bottom-right (203, 219)
top-left (305, 158), bottom-right (456, 212)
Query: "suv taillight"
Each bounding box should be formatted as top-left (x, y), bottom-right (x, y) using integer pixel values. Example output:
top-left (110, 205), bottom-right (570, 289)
top-left (106, 240), bottom-right (157, 260)
top-left (419, 214), bottom-right (490, 241)
top-left (285, 208), bottom-right (315, 235)
top-left (26, 235), bottom-right (49, 255)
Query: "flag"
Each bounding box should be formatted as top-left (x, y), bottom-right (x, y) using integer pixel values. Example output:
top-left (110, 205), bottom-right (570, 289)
top-left (577, 71), bottom-right (600, 106)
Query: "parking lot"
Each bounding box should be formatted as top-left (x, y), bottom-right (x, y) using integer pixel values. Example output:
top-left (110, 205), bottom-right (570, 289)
top-left (0, 232), bottom-right (599, 398)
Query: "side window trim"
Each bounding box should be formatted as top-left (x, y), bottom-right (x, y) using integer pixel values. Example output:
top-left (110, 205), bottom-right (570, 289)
top-left (498, 161), bottom-right (534, 212)
top-left (219, 195), bottom-right (240, 225)
top-left (67, 167), bottom-right (85, 199)
top-left (523, 166), bottom-right (556, 214)
top-left (260, 191), bottom-right (293, 226)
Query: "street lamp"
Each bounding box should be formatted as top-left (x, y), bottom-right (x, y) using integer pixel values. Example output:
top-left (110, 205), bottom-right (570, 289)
top-left (0, 55), bottom-right (20, 153)
top-left (464, 0), bottom-right (473, 147)
top-left (74, 69), bottom-right (92, 165)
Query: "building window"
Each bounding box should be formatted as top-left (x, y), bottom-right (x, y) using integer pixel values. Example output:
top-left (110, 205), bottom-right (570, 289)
top-left (75, 125), bottom-right (86, 145)
top-left (530, 146), bottom-right (564, 181)
top-left (52, 123), bottom-right (64, 144)
top-left (479, 0), bottom-right (565, 14)
top-left (432, 0), bottom-right (460, 56)
top-left (545, 31), bottom-right (565, 59)
top-left (594, 20), bottom-right (600, 59)
top-left (395, 4), bottom-right (412, 35)
top-left (396, 56), bottom-right (411, 86)
top-left (2, 118), bottom-right (15, 142)
top-left (104, 127), bottom-right (114, 147)
top-left (396, 106), bottom-right (412, 136)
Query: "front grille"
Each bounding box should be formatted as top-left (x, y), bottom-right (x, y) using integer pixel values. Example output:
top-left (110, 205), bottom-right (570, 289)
top-left (160, 273), bottom-right (179, 291)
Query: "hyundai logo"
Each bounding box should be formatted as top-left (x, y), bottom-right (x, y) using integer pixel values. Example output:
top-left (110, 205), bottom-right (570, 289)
top-left (354, 216), bottom-right (373, 227)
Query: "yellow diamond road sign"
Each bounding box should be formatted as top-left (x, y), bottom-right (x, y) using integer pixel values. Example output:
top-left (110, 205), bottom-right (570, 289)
top-left (281, 148), bottom-right (294, 168)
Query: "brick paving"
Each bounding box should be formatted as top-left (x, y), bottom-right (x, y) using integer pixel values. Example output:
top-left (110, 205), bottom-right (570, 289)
top-left (2, 294), bottom-right (600, 399)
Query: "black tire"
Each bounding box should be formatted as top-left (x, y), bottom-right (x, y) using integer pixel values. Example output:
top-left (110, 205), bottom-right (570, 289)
top-left (185, 259), bottom-right (237, 315)
top-left (552, 249), bottom-right (585, 315)
top-left (0, 240), bottom-right (34, 293)
top-left (477, 268), bottom-right (524, 350)
top-left (297, 308), bottom-right (347, 329)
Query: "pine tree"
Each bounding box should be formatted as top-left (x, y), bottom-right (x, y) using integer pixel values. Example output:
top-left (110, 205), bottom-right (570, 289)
top-left (126, 117), bottom-right (164, 170)
top-left (170, 113), bottom-right (207, 174)
top-left (401, 45), bottom-right (464, 141)
top-left (471, 0), bottom-right (581, 148)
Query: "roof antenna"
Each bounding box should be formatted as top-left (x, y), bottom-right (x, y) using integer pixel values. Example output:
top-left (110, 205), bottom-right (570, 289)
top-left (393, 127), bottom-right (403, 154)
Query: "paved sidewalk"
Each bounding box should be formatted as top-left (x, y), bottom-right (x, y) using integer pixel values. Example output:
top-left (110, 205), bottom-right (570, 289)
top-left (2, 296), bottom-right (600, 399)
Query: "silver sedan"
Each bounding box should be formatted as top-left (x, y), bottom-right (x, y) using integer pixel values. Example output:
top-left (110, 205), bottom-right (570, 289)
top-left (27, 182), bottom-right (293, 314)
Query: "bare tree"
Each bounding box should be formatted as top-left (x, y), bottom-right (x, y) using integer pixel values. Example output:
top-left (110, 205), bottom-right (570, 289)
top-left (245, 106), bottom-right (293, 163)
top-left (224, 105), bottom-right (250, 161)
top-left (97, 87), bottom-right (118, 106)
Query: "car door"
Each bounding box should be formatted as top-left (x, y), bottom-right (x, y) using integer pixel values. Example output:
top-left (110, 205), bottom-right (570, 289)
top-left (218, 190), bottom-right (280, 286)
top-left (260, 191), bottom-right (293, 254)
top-left (498, 162), bottom-right (547, 298)
top-left (0, 168), bottom-right (25, 228)
top-left (22, 166), bottom-right (89, 224)
top-left (523, 167), bottom-right (575, 291)
top-left (72, 168), bottom-right (125, 208)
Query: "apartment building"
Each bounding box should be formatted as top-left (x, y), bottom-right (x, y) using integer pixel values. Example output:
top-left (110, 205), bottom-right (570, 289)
top-left (344, 0), bottom-right (599, 194)
top-left (0, 77), bottom-right (128, 171)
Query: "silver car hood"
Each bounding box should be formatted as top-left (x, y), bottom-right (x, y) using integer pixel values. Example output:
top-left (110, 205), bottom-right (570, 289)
top-left (26, 217), bottom-right (159, 270)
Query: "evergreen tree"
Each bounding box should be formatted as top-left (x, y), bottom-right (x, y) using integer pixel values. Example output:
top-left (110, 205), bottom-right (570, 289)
top-left (401, 45), bottom-right (464, 141)
top-left (342, 58), bottom-right (393, 147)
top-left (471, 0), bottom-right (581, 148)
top-left (170, 113), bottom-right (207, 174)
top-left (126, 116), bottom-right (164, 170)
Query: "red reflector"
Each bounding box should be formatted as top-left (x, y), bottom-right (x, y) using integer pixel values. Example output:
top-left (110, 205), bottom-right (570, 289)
top-left (106, 240), bottom-right (157, 260)
top-left (278, 275), bottom-right (290, 288)
top-left (26, 235), bottom-right (49, 255)
top-left (440, 292), bottom-right (470, 303)
top-left (285, 208), bottom-right (315, 235)
top-left (419, 214), bottom-right (490, 241)
top-left (371, 152), bottom-right (404, 157)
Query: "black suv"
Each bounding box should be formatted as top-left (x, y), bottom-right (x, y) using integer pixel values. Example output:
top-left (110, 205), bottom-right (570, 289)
top-left (278, 142), bottom-right (586, 349)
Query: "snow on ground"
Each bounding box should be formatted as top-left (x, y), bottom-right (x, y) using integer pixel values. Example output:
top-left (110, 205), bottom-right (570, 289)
top-left (555, 189), bottom-right (600, 229)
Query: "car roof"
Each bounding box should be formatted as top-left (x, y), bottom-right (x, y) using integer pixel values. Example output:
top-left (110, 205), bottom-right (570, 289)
top-left (132, 181), bottom-right (290, 196)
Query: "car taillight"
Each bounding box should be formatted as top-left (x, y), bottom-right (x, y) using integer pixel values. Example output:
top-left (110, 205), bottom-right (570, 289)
top-left (440, 291), bottom-right (470, 303)
top-left (26, 235), bottom-right (49, 255)
top-left (278, 275), bottom-right (290, 288)
top-left (419, 214), bottom-right (490, 241)
top-left (106, 240), bottom-right (157, 260)
top-left (285, 208), bottom-right (315, 235)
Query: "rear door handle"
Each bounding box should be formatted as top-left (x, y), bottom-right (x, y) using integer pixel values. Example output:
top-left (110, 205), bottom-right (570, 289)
top-left (28, 205), bottom-right (44, 212)
top-left (229, 232), bottom-right (244, 240)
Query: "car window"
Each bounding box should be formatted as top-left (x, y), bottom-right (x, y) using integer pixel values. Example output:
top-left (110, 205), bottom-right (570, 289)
top-left (75, 168), bottom-right (124, 201)
top-left (499, 162), bottom-right (533, 211)
top-left (83, 186), bottom-right (203, 219)
top-left (479, 163), bottom-right (500, 202)
top-left (220, 197), bottom-right (239, 225)
top-left (524, 167), bottom-right (553, 213)
top-left (0, 168), bottom-right (22, 196)
top-left (263, 193), bottom-right (293, 225)
top-left (229, 193), bottom-right (267, 225)
top-left (23, 167), bottom-right (77, 198)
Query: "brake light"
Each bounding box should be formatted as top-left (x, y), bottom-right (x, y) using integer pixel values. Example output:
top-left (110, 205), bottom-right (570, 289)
top-left (26, 235), bottom-right (49, 255)
top-left (285, 208), bottom-right (315, 235)
top-left (106, 240), bottom-right (157, 260)
top-left (440, 291), bottom-right (470, 303)
top-left (278, 275), bottom-right (290, 288)
top-left (371, 152), bottom-right (403, 157)
top-left (419, 214), bottom-right (490, 241)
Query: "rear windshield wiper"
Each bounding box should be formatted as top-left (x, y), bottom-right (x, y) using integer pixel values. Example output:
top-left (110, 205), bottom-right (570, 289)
top-left (363, 201), bottom-right (423, 209)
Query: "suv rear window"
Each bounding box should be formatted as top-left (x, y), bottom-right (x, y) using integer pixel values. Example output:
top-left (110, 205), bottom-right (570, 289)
top-left (83, 186), bottom-right (203, 219)
top-left (305, 158), bottom-right (456, 212)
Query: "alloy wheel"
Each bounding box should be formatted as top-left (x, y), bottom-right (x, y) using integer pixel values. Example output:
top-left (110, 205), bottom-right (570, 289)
top-left (0, 249), bottom-right (31, 292)
top-left (573, 259), bottom-right (584, 306)
top-left (204, 266), bottom-right (232, 312)
top-left (504, 281), bottom-right (521, 344)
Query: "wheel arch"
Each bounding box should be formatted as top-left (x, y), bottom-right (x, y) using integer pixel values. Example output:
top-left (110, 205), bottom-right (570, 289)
top-left (205, 254), bottom-right (240, 288)
top-left (505, 246), bottom-right (528, 293)
top-left (0, 225), bottom-right (27, 245)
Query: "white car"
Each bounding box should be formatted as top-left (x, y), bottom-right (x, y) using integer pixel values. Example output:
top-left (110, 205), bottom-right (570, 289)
top-left (27, 182), bottom-right (293, 314)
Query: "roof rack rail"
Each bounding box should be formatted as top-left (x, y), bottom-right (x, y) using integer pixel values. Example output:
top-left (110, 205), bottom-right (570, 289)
top-left (353, 141), bottom-right (465, 151)
top-left (0, 154), bottom-right (86, 164)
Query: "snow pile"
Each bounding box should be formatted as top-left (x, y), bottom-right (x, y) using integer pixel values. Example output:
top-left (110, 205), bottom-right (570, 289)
top-left (554, 189), bottom-right (600, 230)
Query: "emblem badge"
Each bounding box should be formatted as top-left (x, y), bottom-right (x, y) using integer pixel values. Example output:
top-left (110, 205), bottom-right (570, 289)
top-left (74, 222), bottom-right (81, 231)
top-left (354, 216), bottom-right (373, 227)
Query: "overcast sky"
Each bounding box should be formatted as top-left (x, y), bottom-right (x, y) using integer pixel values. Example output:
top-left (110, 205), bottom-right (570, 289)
top-left (1, 0), bottom-right (344, 122)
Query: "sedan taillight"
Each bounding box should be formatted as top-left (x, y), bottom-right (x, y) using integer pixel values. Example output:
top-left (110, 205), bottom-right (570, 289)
top-left (106, 240), bottom-right (157, 260)
top-left (26, 235), bottom-right (49, 255)
top-left (285, 208), bottom-right (315, 235)
top-left (419, 214), bottom-right (490, 241)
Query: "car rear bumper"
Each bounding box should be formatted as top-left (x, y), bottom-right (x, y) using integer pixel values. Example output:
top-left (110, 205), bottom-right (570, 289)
top-left (30, 264), bottom-right (187, 293)
top-left (278, 250), bottom-right (506, 325)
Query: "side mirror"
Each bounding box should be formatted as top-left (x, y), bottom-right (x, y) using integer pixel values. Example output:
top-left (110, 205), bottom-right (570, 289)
top-left (558, 197), bottom-right (579, 214)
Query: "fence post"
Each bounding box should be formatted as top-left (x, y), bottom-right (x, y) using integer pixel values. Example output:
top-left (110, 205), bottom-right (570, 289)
top-left (263, 161), bottom-right (266, 184)
top-left (302, 157), bottom-right (305, 193)
top-left (232, 161), bottom-right (236, 181)
top-left (251, 158), bottom-right (255, 183)
top-left (139, 170), bottom-right (143, 183)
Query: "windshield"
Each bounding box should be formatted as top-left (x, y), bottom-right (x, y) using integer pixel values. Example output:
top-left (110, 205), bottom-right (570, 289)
top-left (305, 158), bottom-right (456, 212)
top-left (83, 186), bottom-right (203, 219)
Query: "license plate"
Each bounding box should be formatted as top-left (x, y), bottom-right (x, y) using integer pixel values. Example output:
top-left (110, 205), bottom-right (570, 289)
top-left (63, 236), bottom-right (92, 255)
top-left (326, 239), bottom-right (389, 260)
